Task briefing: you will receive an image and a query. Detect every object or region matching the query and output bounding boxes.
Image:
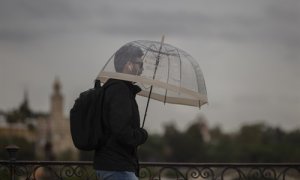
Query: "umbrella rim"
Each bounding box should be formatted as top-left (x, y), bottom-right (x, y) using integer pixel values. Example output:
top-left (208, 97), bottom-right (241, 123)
top-left (98, 71), bottom-right (208, 103)
top-left (138, 90), bottom-right (208, 107)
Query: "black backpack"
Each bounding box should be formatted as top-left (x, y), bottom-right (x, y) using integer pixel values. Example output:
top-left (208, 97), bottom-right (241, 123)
top-left (70, 80), bottom-right (109, 151)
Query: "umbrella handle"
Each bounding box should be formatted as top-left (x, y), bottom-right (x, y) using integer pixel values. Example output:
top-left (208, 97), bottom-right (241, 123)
top-left (141, 86), bottom-right (153, 128)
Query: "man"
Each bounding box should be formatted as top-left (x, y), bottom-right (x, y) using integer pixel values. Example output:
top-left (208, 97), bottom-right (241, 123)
top-left (94, 44), bottom-right (148, 180)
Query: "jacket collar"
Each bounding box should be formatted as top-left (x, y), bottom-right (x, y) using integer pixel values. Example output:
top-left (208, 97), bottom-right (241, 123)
top-left (107, 78), bottom-right (141, 96)
top-left (123, 81), bottom-right (141, 96)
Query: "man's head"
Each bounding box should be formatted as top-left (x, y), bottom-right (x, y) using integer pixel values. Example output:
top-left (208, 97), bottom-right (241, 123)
top-left (114, 44), bottom-right (144, 75)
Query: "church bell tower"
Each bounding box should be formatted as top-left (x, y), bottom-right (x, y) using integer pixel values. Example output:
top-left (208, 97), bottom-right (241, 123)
top-left (51, 77), bottom-right (63, 119)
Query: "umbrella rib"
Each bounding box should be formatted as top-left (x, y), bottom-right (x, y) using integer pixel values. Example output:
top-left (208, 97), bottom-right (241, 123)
top-left (142, 36), bottom-right (165, 128)
top-left (164, 49), bottom-right (171, 104)
top-left (182, 53), bottom-right (204, 97)
top-left (134, 40), bottom-right (177, 56)
top-left (151, 37), bottom-right (164, 80)
top-left (139, 44), bottom-right (154, 90)
top-left (176, 48), bottom-right (182, 91)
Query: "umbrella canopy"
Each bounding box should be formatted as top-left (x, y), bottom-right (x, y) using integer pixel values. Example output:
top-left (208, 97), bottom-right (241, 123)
top-left (98, 39), bottom-right (208, 108)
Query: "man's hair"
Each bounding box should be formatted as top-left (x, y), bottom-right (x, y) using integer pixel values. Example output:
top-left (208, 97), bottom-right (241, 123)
top-left (114, 44), bottom-right (144, 72)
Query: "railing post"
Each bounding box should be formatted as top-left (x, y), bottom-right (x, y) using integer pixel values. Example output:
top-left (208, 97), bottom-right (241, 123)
top-left (6, 145), bottom-right (19, 180)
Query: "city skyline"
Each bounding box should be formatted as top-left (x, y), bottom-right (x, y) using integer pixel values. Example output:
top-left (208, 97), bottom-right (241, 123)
top-left (1, 0), bottom-right (299, 133)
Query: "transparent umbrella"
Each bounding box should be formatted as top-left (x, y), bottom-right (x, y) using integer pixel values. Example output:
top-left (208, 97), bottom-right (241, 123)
top-left (97, 37), bottom-right (208, 127)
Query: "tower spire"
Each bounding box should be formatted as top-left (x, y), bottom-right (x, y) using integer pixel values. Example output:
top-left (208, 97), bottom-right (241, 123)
top-left (23, 89), bottom-right (29, 108)
top-left (51, 77), bottom-right (63, 118)
top-left (53, 76), bottom-right (61, 94)
top-left (19, 88), bottom-right (31, 119)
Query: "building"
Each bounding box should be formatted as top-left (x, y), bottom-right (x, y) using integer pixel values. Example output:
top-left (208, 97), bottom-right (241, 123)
top-left (48, 78), bottom-right (77, 159)
top-left (0, 78), bottom-right (78, 160)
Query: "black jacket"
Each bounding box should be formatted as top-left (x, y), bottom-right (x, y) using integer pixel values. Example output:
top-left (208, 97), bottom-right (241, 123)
top-left (93, 79), bottom-right (148, 174)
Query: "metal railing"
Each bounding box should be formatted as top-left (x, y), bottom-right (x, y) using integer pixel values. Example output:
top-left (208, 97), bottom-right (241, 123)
top-left (1, 145), bottom-right (299, 180)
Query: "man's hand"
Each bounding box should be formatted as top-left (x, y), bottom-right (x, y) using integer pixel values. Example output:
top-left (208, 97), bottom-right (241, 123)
top-left (139, 128), bottom-right (148, 144)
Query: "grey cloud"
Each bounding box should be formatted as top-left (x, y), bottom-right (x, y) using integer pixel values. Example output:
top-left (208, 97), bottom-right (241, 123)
top-left (0, 29), bottom-right (39, 42)
top-left (262, 1), bottom-right (300, 46)
top-left (100, 10), bottom-right (259, 39)
top-left (99, 7), bottom-right (300, 47)
top-left (234, 94), bottom-right (300, 108)
top-left (0, 0), bottom-right (70, 42)
top-left (98, 0), bottom-right (300, 48)
top-left (0, 0), bottom-right (75, 20)
top-left (0, 0), bottom-right (299, 133)
top-left (266, 0), bottom-right (300, 23)
top-left (1, 0), bottom-right (299, 48)
top-left (234, 94), bottom-right (271, 105)
top-left (0, 0), bottom-right (104, 42)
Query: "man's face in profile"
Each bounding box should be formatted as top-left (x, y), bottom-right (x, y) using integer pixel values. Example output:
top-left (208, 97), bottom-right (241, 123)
top-left (131, 57), bottom-right (144, 76)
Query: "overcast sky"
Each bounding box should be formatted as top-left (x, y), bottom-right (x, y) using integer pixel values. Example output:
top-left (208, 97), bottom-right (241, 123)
top-left (1, 0), bottom-right (299, 133)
